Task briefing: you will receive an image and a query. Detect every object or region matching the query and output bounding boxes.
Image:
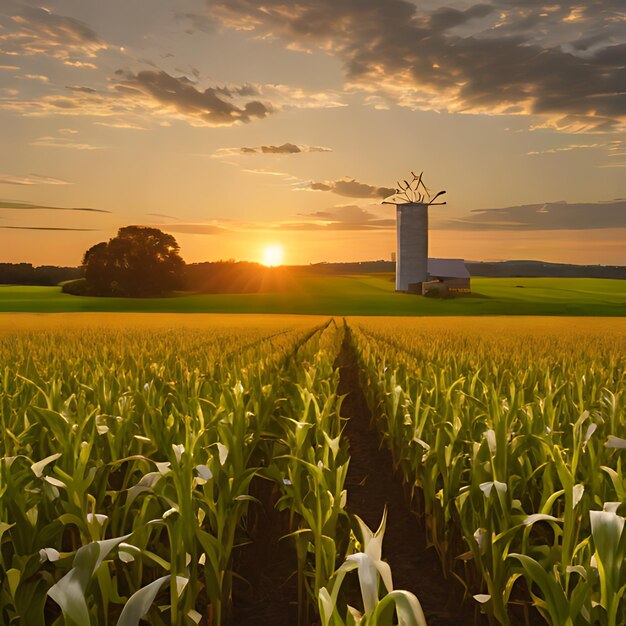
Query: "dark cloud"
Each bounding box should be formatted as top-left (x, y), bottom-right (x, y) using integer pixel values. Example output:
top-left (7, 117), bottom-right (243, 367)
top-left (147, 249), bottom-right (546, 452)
top-left (426, 4), bottom-right (494, 32)
top-left (146, 212), bottom-right (181, 221)
top-left (216, 143), bottom-right (332, 156)
top-left (113, 70), bottom-right (273, 126)
top-left (210, 0), bottom-right (626, 132)
top-left (305, 177), bottom-right (396, 199)
top-left (0, 69), bottom-right (340, 126)
top-left (65, 85), bottom-right (97, 94)
top-left (0, 226), bottom-right (98, 231)
top-left (441, 199), bottom-right (626, 231)
top-left (175, 12), bottom-right (216, 34)
top-left (0, 200), bottom-right (109, 213)
top-left (0, 5), bottom-right (106, 64)
top-left (279, 204), bottom-right (395, 230)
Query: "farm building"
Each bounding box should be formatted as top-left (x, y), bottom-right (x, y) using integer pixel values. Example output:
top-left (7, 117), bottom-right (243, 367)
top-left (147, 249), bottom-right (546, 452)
top-left (384, 171), bottom-right (471, 296)
top-left (407, 258), bottom-right (471, 295)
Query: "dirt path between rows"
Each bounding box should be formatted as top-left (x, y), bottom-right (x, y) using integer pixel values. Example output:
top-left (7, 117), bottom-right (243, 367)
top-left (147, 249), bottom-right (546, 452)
top-left (231, 476), bottom-right (297, 625)
top-left (232, 324), bottom-right (485, 625)
top-left (336, 325), bottom-right (484, 626)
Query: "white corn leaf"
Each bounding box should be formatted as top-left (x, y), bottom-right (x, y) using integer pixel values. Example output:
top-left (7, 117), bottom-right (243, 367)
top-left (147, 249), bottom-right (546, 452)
top-left (87, 514), bottom-right (108, 526)
top-left (602, 502), bottom-right (621, 513)
top-left (523, 514), bottom-right (561, 526)
top-left (479, 481), bottom-right (507, 498)
top-left (483, 429), bottom-right (496, 454)
top-left (217, 443), bottom-right (228, 466)
top-left (582, 423), bottom-right (597, 447)
top-left (31, 453), bottom-right (62, 477)
top-left (347, 553), bottom-right (379, 615)
top-left (44, 476), bottom-right (66, 489)
top-left (566, 565), bottom-right (587, 580)
top-left (319, 587), bottom-right (335, 626)
top-left (572, 484), bottom-right (585, 509)
top-left (172, 444), bottom-right (185, 464)
top-left (605, 436), bottom-right (626, 449)
top-left (127, 473), bottom-right (162, 506)
top-left (155, 462), bottom-right (171, 475)
top-left (356, 508), bottom-right (393, 593)
top-left (590, 508), bottom-right (625, 608)
top-left (473, 528), bottom-right (488, 553)
top-left (323, 432), bottom-right (341, 459)
top-left (196, 464), bottom-right (212, 481)
top-left (40, 547), bottom-right (60, 563)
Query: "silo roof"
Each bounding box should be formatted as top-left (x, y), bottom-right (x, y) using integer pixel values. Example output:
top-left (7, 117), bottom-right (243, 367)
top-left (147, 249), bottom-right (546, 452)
top-left (428, 258), bottom-right (470, 278)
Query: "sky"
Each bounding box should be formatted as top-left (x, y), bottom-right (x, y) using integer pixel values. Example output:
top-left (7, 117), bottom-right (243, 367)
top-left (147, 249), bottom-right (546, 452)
top-left (0, 0), bottom-right (624, 266)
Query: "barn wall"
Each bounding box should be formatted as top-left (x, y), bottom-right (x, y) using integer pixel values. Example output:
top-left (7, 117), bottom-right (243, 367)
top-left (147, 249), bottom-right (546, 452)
top-left (441, 277), bottom-right (471, 291)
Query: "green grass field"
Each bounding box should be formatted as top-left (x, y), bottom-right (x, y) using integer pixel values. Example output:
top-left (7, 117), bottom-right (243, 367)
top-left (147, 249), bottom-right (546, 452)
top-left (1, 275), bottom-right (625, 315)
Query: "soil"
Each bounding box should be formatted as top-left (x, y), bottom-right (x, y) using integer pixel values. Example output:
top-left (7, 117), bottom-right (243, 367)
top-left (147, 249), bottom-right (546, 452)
top-left (230, 477), bottom-right (299, 625)
top-left (335, 326), bottom-right (485, 626)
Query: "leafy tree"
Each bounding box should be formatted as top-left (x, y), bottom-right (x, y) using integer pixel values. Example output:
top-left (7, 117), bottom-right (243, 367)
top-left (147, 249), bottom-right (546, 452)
top-left (82, 226), bottom-right (184, 296)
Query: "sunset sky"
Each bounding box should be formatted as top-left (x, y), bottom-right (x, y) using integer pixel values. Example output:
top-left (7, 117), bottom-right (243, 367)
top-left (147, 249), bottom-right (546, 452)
top-left (0, 0), bottom-right (625, 266)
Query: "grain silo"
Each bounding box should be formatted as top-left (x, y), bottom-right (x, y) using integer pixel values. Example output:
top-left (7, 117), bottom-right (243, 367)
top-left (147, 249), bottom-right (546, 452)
top-left (383, 171), bottom-right (447, 293)
top-left (395, 203), bottom-right (429, 291)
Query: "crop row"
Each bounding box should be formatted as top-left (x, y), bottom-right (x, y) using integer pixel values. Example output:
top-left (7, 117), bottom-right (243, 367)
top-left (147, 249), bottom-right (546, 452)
top-left (351, 319), bottom-right (626, 626)
top-left (0, 320), bottom-right (425, 626)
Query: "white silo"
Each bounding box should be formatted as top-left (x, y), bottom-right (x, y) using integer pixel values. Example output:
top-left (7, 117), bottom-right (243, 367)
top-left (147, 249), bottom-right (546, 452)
top-left (395, 203), bottom-right (429, 291)
top-left (383, 171), bottom-right (447, 293)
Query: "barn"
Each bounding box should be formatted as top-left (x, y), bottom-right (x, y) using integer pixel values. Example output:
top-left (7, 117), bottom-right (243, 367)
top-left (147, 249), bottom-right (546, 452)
top-left (407, 258), bottom-right (471, 295)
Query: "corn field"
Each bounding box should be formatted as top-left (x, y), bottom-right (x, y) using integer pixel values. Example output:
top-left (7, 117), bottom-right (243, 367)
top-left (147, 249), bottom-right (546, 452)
top-left (352, 317), bottom-right (626, 626)
top-left (0, 314), bottom-right (624, 626)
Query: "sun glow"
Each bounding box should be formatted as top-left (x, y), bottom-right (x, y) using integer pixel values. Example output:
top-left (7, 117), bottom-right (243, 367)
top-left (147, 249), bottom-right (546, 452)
top-left (261, 244), bottom-right (285, 267)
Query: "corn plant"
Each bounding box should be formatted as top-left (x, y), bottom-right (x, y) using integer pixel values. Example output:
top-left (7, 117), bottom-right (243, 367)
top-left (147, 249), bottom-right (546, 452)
top-left (350, 318), bottom-right (626, 625)
top-left (319, 508), bottom-right (428, 626)
top-left (0, 318), bottom-right (335, 625)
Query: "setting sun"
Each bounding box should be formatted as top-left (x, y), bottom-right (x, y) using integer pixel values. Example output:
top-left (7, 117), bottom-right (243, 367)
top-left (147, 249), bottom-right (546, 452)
top-left (261, 244), bottom-right (285, 267)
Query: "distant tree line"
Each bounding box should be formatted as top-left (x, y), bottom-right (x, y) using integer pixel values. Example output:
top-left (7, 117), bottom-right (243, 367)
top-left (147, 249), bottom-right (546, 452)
top-left (308, 261), bottom-right (626, 279)
top-left (465, 261), bottom-right (626, 279)
top-left (0, 263), bottom-right (81, 285)
top-left (183, 261), bottom-right (295, 294)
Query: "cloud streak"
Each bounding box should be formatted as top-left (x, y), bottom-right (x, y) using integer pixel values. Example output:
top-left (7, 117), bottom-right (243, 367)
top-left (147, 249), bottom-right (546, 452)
top-left (442, 199), bottom-right (626, 231)
top-left (216, 143), bottom-right (332, 156)
top-left (149, 223), bottom-right (229, 235)
top-left (30, 136), bottom-right (101, 150)
top-left (0, 200), bottom-right (109, 213)
top-left (0, 174), bottom-right (71, 185)
top-left (0, 226), bottom-right (98, 231)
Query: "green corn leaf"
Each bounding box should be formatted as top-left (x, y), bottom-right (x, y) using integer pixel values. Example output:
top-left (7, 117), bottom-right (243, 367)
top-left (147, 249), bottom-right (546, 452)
top-left (369, 590), bottom-right (428, 626)
top-left (48, 535), bottom-right (131, 626)
top-left (116, 575), bottom-right (186, 626)
top-left (509, 553), bottom-right (570, 625)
